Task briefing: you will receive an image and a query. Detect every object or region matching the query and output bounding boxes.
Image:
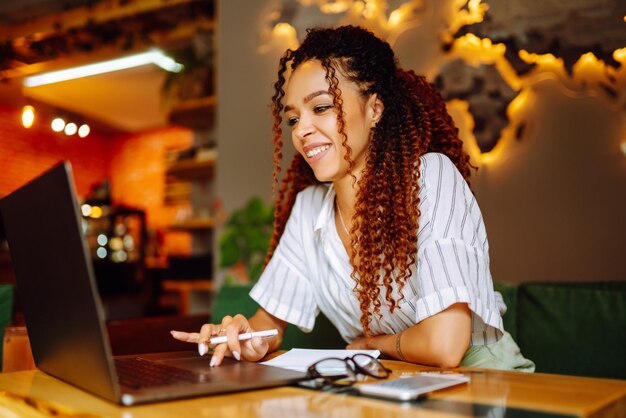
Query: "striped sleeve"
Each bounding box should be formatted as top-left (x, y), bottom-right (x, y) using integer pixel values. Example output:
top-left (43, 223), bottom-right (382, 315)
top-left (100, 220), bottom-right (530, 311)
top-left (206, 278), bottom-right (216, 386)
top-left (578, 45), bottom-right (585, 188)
top-left (249, 193), bottom-right (319, 332)
top-left (412, 153), bottom-right (503, 345)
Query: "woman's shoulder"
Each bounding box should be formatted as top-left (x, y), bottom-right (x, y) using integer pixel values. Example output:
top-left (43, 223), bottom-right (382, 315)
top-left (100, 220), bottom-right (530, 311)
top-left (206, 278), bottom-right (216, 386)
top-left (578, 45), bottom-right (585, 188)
top-left (419, 152), bottom-right (465, 184)
top-left (419, 152), bottom-right (455, 171)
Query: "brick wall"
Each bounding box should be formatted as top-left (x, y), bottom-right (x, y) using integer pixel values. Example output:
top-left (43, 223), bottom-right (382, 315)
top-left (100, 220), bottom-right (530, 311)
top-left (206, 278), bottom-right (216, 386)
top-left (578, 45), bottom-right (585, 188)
top-left (0, 104), bottom-right (193, 256)
top-left (109, 127), bottom-right (193, 255)
top-left (0, 105), bottom-right (110, 198)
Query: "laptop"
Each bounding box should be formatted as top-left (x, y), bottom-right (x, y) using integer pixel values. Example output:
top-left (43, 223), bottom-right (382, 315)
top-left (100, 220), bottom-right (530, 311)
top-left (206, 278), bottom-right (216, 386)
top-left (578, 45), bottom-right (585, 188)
top-left (0, 161), bottom-right (308, 405)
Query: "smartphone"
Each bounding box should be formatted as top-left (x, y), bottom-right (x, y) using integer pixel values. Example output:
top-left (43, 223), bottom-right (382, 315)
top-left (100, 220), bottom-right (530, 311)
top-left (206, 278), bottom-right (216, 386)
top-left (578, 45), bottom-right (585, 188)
top-left (357, 373), bottom-right (470, 401)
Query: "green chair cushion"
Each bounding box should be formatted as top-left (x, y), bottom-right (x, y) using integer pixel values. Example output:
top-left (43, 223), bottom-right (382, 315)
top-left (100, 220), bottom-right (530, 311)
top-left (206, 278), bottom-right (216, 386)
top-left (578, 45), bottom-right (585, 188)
top-left (493, 282), bottom-right (518, 342)
top-left (212, 284), bottom-right (344, 350)
top-left (212, 284), bottom-right (259, 319)
top-left (517, 281), bottom-right (626, 379)
top-left (0, 284), bottom-right (15, 368)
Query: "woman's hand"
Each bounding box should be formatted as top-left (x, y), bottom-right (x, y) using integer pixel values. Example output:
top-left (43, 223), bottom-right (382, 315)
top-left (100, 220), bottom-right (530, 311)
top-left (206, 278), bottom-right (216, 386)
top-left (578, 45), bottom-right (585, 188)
top-left (171, 314), bottom-right (270, 367)
top-left (346, 336), bottom-right (373, 350)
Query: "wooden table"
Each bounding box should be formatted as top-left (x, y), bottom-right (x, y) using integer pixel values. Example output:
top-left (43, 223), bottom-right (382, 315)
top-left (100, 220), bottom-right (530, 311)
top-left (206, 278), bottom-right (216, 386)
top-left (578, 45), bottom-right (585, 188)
top-left (0, 360), bottom-right (624, 417)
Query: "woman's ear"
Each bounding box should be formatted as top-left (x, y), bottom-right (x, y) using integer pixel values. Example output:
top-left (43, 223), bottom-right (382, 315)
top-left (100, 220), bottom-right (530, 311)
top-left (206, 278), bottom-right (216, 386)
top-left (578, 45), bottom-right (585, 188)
top-left (367, 93), bottom-right (384, 127)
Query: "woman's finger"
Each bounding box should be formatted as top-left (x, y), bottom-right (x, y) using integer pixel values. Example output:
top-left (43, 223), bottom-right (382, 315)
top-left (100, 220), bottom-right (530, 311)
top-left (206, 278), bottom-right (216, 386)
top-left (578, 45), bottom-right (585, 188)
top-left (199, 322), bottom-right (233, 356)
top-left (224, 314), bottom-right (251, 361)
top-left (170, 330), bottom-right (199, 343)
top-left (209, 339), bottom-right (230, 367)
top-left (239, 336), bottom-right (269, 362)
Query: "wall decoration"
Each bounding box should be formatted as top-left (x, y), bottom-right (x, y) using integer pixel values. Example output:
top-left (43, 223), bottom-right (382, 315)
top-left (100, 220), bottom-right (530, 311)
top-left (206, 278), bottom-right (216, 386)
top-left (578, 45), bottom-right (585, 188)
top-left (261, 0), bottom-right (626, 162)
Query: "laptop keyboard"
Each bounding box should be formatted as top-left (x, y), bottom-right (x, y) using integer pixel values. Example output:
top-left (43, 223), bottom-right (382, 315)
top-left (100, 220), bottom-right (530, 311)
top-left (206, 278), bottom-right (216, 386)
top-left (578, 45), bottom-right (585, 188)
top-left (115, 357), bottom-right (201, 389)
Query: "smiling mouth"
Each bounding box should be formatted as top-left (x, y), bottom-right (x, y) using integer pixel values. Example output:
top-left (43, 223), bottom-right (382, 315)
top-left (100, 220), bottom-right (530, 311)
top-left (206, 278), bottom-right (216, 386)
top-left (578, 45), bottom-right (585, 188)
top-left (305, 144), bottom-right (331, 158)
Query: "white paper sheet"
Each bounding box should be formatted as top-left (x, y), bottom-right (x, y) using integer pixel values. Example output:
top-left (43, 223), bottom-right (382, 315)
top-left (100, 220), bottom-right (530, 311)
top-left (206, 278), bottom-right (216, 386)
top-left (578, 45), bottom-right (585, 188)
top-left (261, 348), bottom-right (381, 373)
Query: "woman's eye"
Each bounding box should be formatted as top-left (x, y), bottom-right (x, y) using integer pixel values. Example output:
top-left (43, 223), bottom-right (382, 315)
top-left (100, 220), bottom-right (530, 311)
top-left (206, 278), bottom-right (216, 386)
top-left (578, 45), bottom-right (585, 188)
top-left (314, 105), bottom-right (331, 114)
top-left (287, 117), bottom-right (299, 127)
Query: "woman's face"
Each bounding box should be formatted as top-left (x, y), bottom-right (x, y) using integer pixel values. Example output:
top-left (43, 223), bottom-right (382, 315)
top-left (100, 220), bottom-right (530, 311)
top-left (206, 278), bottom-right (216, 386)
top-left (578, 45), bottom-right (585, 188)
top-left (284, 60), bottom-right (381, 183)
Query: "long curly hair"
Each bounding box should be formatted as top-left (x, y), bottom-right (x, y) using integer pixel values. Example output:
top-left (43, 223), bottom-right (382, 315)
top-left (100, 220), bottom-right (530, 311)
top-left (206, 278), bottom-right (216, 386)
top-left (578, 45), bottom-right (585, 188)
top-left (268, 26), bottom-right (473, 335)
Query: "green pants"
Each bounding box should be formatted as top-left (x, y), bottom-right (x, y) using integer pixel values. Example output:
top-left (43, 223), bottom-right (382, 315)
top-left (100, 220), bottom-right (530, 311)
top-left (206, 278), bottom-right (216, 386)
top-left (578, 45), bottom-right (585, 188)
top-left (461, 331), bottom-right (535, 372)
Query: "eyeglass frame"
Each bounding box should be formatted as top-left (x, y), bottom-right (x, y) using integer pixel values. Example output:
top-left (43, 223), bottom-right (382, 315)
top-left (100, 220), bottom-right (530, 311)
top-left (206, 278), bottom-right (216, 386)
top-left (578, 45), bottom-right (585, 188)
top-left (305, 353), bottom-right (392, 389)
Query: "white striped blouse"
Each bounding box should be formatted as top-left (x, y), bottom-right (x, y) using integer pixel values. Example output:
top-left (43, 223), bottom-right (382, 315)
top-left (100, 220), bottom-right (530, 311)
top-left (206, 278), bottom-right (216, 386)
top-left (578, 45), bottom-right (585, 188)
top-left (250, 152), bottom-right (505, 346)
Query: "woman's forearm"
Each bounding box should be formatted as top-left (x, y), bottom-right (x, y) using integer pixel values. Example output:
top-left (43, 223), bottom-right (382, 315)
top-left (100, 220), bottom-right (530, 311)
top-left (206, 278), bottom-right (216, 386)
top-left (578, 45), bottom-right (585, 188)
top-left (350, 303), bottom-right (472, 368)
top-left (248, 308), bottom-right (288, 353)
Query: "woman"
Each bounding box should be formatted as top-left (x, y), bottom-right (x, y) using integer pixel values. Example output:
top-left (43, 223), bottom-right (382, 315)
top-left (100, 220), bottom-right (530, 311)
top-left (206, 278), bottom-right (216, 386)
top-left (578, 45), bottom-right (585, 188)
top-left (172, 25), bottom-right (533, 371)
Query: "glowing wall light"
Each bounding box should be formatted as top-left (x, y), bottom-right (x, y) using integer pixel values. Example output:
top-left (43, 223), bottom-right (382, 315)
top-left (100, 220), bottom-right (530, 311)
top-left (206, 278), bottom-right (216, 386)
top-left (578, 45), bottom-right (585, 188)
top-left (21, 105), bottom-right (35, 128)
top-left (265, 0), bottom-right (626, 163)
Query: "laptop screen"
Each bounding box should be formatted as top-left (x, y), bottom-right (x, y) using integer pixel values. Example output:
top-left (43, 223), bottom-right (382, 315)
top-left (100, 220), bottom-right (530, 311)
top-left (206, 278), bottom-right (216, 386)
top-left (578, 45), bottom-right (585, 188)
top-left (0, 161), bottom-right (121, 401)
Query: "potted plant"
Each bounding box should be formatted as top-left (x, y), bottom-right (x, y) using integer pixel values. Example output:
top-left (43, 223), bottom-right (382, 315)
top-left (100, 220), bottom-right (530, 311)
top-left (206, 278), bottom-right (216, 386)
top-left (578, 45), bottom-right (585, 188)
top-left (219, 196), bottom-right (274, 285)
top-left (212, 197), bottom-right (273, 321)
top-left (162, 30), bottom-right (215, 107)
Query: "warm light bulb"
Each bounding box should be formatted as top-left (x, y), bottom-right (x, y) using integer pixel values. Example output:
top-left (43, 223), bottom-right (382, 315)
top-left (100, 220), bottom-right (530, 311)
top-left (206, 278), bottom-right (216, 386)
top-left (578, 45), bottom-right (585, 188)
top-left (51, 117), bottom-right (65, 132)
top-left (81, 204), bottom-right (92, 217)
top-left (97, 234), bottom-right (108, 246)
top-left (90, 206), bottom-right (103, 219)
top-left (273, 23), bottom-right (295, 37)
top-left (22, 105), bottom-right (35, 128)
top-left (78, 124), bottom-right (90, 138)
top-left (64, 122), bottom-right (78, 136)
top-left (388, 9), bottom-right (403, 27)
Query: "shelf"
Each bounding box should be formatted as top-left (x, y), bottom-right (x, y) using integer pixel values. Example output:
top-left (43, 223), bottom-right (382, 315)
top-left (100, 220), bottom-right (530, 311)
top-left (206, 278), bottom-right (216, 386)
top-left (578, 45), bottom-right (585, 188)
top-left (164, 181), bottom-right (191, 204)
top-left (166, 155), bottom-right (216, 180)
top-left (162, 280), bottom-right (215, 292)
top-left (161, 280), bottom-right (214, 316)
top-left (169, 218), bottom-right (214, 231)
top-left (168, 96), bottom-right (216, 130)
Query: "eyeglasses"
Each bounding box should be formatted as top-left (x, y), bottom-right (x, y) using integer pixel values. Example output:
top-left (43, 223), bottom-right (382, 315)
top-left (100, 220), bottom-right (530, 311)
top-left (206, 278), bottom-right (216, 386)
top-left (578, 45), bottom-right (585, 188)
top-left (305, 354), bottom-right (392, 389)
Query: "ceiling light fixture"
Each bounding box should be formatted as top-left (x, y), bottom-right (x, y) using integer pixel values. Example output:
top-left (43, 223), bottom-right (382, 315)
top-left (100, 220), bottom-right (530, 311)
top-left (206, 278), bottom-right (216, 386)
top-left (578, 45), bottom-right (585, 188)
top-left (23, 50), bottom-right (184, 87)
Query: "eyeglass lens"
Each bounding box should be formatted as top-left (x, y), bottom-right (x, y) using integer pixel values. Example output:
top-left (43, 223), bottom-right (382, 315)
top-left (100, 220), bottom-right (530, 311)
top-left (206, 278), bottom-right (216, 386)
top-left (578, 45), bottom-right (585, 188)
top-left (351, 354), bottom-right (389, 378)
top-left (312, 355), bottom-right (388, 379)
top-left (313, 358), bottom-right (357, 379)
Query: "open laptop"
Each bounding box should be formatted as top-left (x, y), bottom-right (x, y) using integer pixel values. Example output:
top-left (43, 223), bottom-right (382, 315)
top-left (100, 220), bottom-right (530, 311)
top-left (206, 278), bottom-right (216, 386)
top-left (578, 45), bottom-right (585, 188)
top-left (0, 161), bottom-right (308, 405)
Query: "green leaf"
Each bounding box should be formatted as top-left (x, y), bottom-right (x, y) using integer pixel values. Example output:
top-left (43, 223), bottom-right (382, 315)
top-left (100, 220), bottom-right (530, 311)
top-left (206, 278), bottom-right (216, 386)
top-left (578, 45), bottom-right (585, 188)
top-left (248, 260), bottom-right (265, 282)
top-left (218, 196), bottom-right (275, 283)
top-left (219, 231), bottom-right (240, 268)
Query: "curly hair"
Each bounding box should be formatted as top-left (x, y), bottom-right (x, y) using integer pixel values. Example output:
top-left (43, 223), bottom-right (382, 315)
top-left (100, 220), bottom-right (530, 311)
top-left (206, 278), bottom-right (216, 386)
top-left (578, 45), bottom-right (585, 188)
top-left (268, 26), bottom-right (473, 335)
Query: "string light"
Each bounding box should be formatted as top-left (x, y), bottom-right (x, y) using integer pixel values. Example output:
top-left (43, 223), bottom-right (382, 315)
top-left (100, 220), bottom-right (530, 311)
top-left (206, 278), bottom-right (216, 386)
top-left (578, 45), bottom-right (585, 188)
top-left (64, 122), bottom-right (78, 136)
top-left (90, 206), bottom-right (103, 219)
top-left (51, 117), bottom-right (66, 132)
top-left (78, 124), bottom-right (90, 138)
top-left (81, 204), bottom-right (92, 216)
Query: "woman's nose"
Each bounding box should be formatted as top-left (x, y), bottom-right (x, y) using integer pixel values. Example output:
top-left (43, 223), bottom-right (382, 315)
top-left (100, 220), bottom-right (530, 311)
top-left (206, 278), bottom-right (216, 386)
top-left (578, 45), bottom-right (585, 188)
top-left (294, 116), bottom-right (314, 140)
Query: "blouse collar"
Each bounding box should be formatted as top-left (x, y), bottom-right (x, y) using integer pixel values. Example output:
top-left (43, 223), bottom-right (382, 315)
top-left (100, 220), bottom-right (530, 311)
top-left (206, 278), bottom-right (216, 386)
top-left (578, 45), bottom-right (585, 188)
top-left (314, 183), bottom-right (336, 235)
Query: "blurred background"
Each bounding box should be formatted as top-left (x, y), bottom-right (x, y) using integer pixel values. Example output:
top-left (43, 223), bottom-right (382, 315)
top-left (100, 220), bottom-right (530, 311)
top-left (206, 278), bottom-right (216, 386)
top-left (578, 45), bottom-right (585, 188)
top-left (0, 0), bottom-right (624, 327)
